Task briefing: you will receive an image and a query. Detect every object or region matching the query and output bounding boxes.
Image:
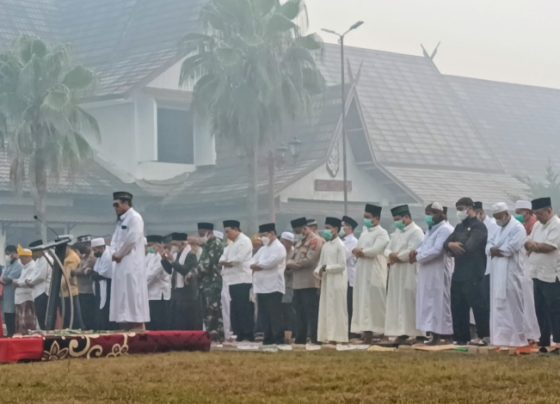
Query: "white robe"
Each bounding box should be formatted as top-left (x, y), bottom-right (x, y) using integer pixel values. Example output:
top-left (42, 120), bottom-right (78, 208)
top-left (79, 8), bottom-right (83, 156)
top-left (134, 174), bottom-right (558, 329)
top-left (415, 221), bottom-right (454, 335)
top-left (110, 208), bottom-right (150, 323)
top-left (93, 248), bottom-right (113, 310)
top-left (519, 247), bottom-right (540, 341)
top-left (384, 222), bottom-right (424, 337)
top-left (343, 234), bottom-right (358, 288)
top-left (315, 238), bottom-right (348, 343)
top-left (351, 225), bottom-right (390, 334)
top-left (486, 218), bottom-right (527, 347)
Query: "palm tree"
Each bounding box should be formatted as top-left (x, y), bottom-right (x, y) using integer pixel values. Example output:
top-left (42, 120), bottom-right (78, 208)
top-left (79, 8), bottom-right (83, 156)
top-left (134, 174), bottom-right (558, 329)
top-left (180, 0), bottom-right (325, 232)
top-left (0, 36), bottom-right (99, 240)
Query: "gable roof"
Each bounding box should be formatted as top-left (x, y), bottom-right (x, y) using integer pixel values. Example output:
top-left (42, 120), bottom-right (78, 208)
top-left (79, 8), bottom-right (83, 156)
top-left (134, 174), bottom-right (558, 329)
top-left (0, 0), bottom-right (205, 98)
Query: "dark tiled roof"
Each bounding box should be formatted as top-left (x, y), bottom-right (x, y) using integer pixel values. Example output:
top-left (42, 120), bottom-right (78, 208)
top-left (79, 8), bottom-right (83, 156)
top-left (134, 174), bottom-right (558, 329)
top-left (0, 0), bottom-right (205, 98)
top-left (447, 75), bottom-right (560, 179)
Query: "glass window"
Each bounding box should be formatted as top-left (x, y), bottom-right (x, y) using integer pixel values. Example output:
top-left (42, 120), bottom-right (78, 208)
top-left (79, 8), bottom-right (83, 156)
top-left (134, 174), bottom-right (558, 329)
top-left (157, 107), bottom-right (194, 164)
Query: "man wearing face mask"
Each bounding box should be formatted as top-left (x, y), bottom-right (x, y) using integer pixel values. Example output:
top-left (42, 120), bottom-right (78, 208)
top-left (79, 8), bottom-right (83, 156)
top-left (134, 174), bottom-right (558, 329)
top-left (383, 205), bottom-right (424, 344)
top-left (444, 197), bottom-right (489, 345)
top-left (351, 204), bottom-right (390, 343)
top-left (410, 202), bottom-right (454, 345)
top-left (341, 215), bottom-right (358, 338)
top-left (250, 223), bottom-right (286, 347)
top-left (91, 237), bottom-right (113, 330)
top-left (514, 200), bottom-right (540, 343)
top-left (525, 197), bottom-right (560, 352)
top-left (145, 235), bottom-right (171, 331)
top-left (219, 220), bottom-right (254, 342)
top-left (314, 217), bottom-right (348, 343)
top-left (196, 222), bottom-right (225, 341)
top-left (485, 202), bottom-right (527, 348)
top-left (286, 217), bottom-right (324, 345)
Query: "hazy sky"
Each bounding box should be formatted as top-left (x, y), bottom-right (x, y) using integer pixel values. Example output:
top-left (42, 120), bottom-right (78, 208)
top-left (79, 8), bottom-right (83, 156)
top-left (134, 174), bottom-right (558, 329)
top-left (306, 0), bottom-right (560, 89)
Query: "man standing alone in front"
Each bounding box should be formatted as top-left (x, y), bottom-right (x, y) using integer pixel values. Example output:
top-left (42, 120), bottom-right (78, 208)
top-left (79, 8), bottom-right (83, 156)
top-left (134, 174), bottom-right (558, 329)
top-left (110, 191), bottom-right (150, 331)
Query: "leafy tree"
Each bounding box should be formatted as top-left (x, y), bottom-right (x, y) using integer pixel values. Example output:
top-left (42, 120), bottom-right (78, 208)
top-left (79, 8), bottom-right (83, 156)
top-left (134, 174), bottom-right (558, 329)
top-left (0, 36), bottom-right (99, 240)
top-left (179, 0), bottom-right (325, 231)
top-left (514, 163), bottom-right (560, 211)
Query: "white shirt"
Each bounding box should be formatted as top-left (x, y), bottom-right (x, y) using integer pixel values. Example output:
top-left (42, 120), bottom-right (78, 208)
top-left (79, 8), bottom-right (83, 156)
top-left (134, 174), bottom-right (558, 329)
top-left (343, 233), bottom-right (358, 287)
top-left (93, 247), bottom-right (113, 310)
top-left (251, 238), bottom-right (286, 294)
top-left (219, 233), bottom-right (253, 285)
top-left (25, 255), bottom-right (51, 299)
top-left (527, 215), bottom-right (560, 283)
top-left (146, 252), bottom-right (171, 300)
top-left (14, 260), bottom-right (35, 304)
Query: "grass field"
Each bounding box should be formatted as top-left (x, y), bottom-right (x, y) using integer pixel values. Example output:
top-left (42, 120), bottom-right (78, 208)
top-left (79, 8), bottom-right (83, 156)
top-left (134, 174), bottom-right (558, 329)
top-left (1, 350), bottom-right (559, 403)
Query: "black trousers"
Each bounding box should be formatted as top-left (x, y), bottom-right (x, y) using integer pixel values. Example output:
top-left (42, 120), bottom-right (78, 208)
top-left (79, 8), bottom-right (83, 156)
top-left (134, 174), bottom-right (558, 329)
top-left (347, 285), bottom-right (354, 336)
top-left (63, 296), bottom-right (85, 330)
top-left (4, 313), bottom-right (15, 337)
top-left (79, 293), bottom-right (96, 330)
top-left (257, 292), bottom-right (284, 345)
top-left (281, 302), bottom-right (296, 333)
top-left (229, 283), bottom-right (254, 341)
top-left (93, 280), bottom-right (113, 331)
top-left (34, 293), bottom-right (49, 330)
top-left (451, 278), bottom-right (489, 343)
top-left (293, 288), bottom-right (320, 344)
top-left (171, 288), bottom-right (203, 330)
top-left (533, 278), bottom-right (560, 347)
top-left (148, 300), bottom-right (171, 331)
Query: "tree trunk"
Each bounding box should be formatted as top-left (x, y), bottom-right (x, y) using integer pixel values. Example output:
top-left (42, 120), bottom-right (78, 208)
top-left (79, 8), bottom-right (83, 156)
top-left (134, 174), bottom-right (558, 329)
top-left (246, 143), bottom-right (259, 234)
top-left (268, 150), bottom-right (276, 222)
top-left (32, 152), bottom-right (48, 242)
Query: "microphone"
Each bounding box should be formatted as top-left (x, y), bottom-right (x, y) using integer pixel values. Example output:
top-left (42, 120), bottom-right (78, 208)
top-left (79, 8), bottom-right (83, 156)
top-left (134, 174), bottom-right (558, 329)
top-left (33, 215), bottom-right (60, 240)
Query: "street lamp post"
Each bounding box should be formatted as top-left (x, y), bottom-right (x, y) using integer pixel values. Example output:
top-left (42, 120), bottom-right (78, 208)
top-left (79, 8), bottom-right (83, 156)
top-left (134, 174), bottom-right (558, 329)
top-left (322, 21), bottom-right (364, 216)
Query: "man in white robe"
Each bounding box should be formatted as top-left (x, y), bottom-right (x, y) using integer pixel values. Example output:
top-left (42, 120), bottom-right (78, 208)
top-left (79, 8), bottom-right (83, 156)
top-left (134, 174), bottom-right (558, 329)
top-left (341, 215), bottom-right (358, 337)
top-left (92, 237), bottom-right (113, 330)
top-left (514, 200), bottom-right (540, 342)
top-left (411, 202), bottom-right (454, 344)
top-left (486, 202), bottom-right (527, 347)
top-left (110, 191), bottom-right (150, 330)
top-left (314, 217), bottom-right (348, 343)
top-left (351, 204), bottom-right (390, 342)
top-left (383, 204), bottom-right (424, 343)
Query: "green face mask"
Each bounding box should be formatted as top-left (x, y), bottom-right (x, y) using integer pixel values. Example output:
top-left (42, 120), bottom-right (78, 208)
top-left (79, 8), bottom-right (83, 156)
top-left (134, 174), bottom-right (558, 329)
top-left (515, 214), bottom-right (525, 224)
top-left (321, 229), bottom-right (333, 241)
top-left (363, 218), bottom-right (374, 229)
top-left (424, 215), bottom-right (434, 227)
top-left (394, 220), bottom-right (406, 232)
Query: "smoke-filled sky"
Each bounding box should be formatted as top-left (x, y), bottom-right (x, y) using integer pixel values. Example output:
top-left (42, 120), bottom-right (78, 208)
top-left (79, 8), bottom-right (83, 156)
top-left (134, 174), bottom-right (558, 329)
top-left (306, 0), bottom-right (560, 89)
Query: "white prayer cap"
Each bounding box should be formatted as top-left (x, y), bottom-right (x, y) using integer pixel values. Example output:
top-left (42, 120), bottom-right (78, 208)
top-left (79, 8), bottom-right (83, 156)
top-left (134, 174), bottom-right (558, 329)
top-left (281, 231), bottom-right (295, 242)
top-left (213, 230), bottom-right (224, 240)
top-left (430, 202), bottom-right (444, 211)
top-left (515, 200), bottom-right (532, 211)
top-left (91, 238), bottom-right (105, 248)
top-left (492, 202), bottom-right (509, 214)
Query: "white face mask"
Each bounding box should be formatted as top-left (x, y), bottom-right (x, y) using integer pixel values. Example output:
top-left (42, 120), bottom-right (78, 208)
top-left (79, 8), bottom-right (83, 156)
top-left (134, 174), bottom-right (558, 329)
top-left (260, 236), bottom-right (271, 246)
top-left (456, 211), bottom-right (468, 222)
top-left (5, 254), bottom-right (12, 262)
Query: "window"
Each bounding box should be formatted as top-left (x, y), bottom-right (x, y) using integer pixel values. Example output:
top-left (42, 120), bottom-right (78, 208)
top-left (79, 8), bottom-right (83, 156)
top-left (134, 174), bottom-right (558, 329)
top-left (157, 107), bottom-right (194, 164)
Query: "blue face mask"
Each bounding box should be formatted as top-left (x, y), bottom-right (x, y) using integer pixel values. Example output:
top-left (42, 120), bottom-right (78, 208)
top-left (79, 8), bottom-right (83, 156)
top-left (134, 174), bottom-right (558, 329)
top-left (321, 229), bottom-right (333, 241)
top-left (394, 220), bottom-right (406, 232)
top-left (363, 218), bottom-right (374, 229)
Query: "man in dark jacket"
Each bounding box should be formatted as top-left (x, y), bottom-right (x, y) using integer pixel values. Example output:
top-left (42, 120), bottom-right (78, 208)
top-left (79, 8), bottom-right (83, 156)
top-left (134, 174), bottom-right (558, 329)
top-left (444, 197), bottom-right (489, 345)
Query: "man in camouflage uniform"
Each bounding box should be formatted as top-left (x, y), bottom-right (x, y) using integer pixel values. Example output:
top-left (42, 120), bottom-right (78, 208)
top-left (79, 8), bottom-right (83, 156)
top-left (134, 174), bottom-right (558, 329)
top-left (196, 222), bottom-right (225, 341)
top-left (287, 217), bottom-right (324, 344)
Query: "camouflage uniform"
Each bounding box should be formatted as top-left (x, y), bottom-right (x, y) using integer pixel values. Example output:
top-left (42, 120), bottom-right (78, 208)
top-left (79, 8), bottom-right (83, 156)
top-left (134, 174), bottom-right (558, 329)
top-left (197, 237), bottom-right (225, 340)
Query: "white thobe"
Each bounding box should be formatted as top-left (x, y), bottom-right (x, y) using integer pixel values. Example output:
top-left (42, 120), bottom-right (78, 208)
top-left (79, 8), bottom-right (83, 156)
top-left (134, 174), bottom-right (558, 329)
top-left (93, 248), bottom-right (113, 310)
top-left (220, 245), bottom-right (233, 339)
top-left (146, 252), bottom-right (171, 301)
top-left (315, 237), bottom-right (348, 343)
top-left (486, 218), bottom-right (527, 347)
top-left (251, 239), bottom-right (286, 294)
top-left (343, 234), bottom-right (358, 288)
top-left (415, 221), bottom-right (454, 335)
top-left (483, 216), bottom-right (500, 275)
top-left (384, 222), bottom-right (424, 337)
top-left (351, 225), bottom-right (390, 334)
top-left (110, 208), bottom-right (150, 323)
top-left (518, 247), bottom-right (540, 341)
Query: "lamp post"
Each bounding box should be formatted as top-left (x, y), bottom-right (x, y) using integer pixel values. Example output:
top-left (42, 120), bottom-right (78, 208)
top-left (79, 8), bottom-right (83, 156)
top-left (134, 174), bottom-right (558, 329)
top-left (322, 21), bottom-right (364, 216)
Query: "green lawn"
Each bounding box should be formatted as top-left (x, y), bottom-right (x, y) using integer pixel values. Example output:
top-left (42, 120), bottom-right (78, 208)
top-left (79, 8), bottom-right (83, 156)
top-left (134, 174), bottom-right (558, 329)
top-left (0, 350), bottom-right (558, 403)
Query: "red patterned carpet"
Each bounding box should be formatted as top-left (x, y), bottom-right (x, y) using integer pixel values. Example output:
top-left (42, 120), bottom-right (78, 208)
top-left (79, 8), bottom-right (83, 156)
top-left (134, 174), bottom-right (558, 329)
top-left (0, 331), bottom-right (211, 364)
